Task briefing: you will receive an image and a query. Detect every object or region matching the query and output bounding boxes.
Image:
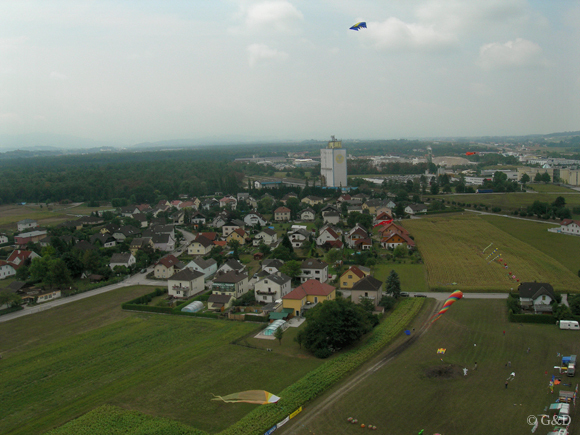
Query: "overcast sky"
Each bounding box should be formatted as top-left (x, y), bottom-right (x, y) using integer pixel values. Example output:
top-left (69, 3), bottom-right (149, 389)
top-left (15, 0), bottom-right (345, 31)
top-left (1, 0), bottom-right (579, 145)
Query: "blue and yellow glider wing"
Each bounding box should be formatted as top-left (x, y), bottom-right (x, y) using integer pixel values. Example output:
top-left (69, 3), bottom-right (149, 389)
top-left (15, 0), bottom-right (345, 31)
top-left (349, 22), bottom-right (367, 31)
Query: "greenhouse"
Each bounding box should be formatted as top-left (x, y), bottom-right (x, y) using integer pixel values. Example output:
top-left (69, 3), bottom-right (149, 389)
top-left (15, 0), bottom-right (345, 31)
top-left (263, 319), bottom-right (286, 336)
top-left (181, 300), bottom-right (204, 313)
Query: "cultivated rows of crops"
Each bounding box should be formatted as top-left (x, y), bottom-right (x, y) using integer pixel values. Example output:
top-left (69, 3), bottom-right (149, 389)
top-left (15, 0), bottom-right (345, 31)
top-left (403, 215), bottom-right (579, 292)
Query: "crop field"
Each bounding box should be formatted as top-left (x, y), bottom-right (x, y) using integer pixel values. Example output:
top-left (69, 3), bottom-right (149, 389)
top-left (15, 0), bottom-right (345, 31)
top-left (428, 192), bottom-right (580, 212)
top-left (402, 214), bottom-right (580, 292)
top-left (289, 299), bottom-right (580, 435)
top-left (0, 288), bottom-right (324, 435)
top-left (372, 263), bottom-right (428, 293)
top-left (528, 183), bottom-right (577, 193)
top-left (482, 215), bottom-right (580, 276)
top-left (0, 204), bottom-right (68, 230)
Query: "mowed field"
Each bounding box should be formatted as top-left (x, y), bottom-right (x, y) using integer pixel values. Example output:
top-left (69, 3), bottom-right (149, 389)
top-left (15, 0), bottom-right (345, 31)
top-left (0, 286), bottom-right (324, 435)
top-left (0, 204), bottom-right (68, 230)
top-left (402, 214), bottom-right (580, 292)
top-left (373, 263), bottom-right (428, 293)
top-left (289, 299), bottom-right (580, 435)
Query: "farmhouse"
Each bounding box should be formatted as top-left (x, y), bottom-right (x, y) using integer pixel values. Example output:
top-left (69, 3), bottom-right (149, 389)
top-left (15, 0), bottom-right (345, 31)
top-left (167, 269), bottom-right (205, 299)
top-left (282, 279), bottom-right (336, 317)
top-left (518, 282), bottom-right (556, 313)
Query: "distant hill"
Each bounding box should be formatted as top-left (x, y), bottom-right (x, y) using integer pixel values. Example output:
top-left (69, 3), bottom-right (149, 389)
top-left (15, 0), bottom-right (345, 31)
top-left (0, 133), bottom-right (122, 151)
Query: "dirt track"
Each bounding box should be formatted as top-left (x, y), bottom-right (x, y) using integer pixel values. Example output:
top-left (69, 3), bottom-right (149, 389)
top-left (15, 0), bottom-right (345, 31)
top-left (279, 299), bottom-right (442, 434)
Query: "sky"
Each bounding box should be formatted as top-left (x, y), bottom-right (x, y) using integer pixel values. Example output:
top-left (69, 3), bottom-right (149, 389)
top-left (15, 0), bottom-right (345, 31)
top-left (1, 0), bottom-right (579, 145)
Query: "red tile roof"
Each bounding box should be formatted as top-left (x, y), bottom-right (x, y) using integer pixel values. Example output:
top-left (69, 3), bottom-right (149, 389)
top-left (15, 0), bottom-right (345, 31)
top-left (283, 279), bottom-right (335, 300)
top-left (214, 241), bottom-right (227, 247)
top-left (156, 254), bottom-right (179, 269)
top-left (275, 206), bottom-right (291, 213)
top-left (201, 232), bottom-right (217, 241)
top-left (341, 266), bottom-right (365, 280)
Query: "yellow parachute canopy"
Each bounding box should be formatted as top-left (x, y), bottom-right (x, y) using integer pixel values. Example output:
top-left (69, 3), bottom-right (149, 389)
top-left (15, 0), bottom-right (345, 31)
top-left (212, 390), bottom-right (281, 405)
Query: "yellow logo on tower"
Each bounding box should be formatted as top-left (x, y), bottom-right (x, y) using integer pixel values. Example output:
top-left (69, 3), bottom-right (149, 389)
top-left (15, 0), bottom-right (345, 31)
top-left (335, 154), bottom-right (344, 164)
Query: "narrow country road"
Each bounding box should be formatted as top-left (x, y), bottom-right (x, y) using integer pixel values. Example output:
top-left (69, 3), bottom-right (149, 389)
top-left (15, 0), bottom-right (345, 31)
top-left (0, 227), bottom-right (197, 324)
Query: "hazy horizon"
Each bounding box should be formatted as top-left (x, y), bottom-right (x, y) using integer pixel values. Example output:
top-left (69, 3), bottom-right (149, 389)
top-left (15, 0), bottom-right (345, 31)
top-left (1, 1), bottom-right (579, 145)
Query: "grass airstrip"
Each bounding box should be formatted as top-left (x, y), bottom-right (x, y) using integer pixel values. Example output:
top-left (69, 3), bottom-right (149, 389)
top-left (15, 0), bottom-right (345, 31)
top-left (286, 298), bottom-right (580, 435)
top-left (402, 214), bottom-right (580, 292)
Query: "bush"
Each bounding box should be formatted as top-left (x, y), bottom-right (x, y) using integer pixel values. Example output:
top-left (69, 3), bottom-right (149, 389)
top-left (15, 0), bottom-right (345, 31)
top-left (508, 311), bottom-right (555, 324)
top-left (491, 207), bottom-right (501, 213)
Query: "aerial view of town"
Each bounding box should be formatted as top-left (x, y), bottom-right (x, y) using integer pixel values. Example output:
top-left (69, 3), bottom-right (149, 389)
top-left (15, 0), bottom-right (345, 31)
top-left (1, 2), bottom-right (578, 435)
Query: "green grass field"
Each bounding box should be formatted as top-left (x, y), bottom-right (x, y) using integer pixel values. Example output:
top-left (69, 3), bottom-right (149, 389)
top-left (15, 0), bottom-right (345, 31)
top-left (482, 215), bottom-right (580, 276)
top-left (528, 184), bottom-right (577, 193)
top-left (373, 263), bottom-right (428, 293)
top-left (291, 299), bottom-right (580, 435)
top-left (0, 286), bottom-right (324, 435)
top-left (402, 214), bottom-right (580, 292)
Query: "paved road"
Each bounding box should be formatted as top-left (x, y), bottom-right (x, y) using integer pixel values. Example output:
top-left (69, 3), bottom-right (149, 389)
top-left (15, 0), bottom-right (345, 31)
top-left (0, 226), bottom-right (198, 324)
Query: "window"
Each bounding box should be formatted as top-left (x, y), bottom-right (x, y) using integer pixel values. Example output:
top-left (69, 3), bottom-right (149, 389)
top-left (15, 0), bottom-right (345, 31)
top-left (365, 292), bottom-right (368, 297)
top-left (343, 282), bottom-right (347, 286)
top-left (348, 275), bottom-right (352, 279)
top-left (314, 297), bottom-right (318, 303)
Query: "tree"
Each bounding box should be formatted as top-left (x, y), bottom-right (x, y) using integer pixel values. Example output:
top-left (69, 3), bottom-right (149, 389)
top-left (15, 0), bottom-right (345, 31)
top-left (520, 173), bottom-right (530, 187)
top-left (358, 297), bottom-right (375, 314)
top-left (271, 245), bottom-right (295, 262)
top-left (279, 260), bottom-right (302, 280)
top-left (325, 248), bottom-right (343, 266)
top-left (299, 298), bottom-right (373, 358)
top-left (552, 303), bottom-right (573, 321)
top-left (568, 294), bottom-right (580, 316)
top-left (534, 172), bottom-right (543, 182)
top-left (552, 196), bottom-right (566, 208)
top-left (0, 291), bottom-right (21, 308)
top-left (393, 245), bottom-right (407, 259)
top-left (286, 197), bottom-right (300, 219)
top-left (541, 172), bottom-right (551, 183)
top-left (274, 326), bottom-right (284, 345)
top-left (229, 239), bottom-right (240, 260)
top-left (430, 183), bottom-right (440, 195)
top-left (386, 270), bottom-right (401, 298)
top-left (258, 243), bottom-right (271, 257)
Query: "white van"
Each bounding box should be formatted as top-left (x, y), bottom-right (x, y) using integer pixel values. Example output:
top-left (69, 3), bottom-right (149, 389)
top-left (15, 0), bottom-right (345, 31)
top-left (559, 320), bottom-right (580, 330)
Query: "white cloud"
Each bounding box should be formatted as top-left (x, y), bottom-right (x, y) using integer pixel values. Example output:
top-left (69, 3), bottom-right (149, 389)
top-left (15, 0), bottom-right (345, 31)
top-left (247, 43), bottom-right (288, 67)
top-left (50, 71), bottom-right (68, 80)
top-left (478, 38), bottom-right (547, 70)
top-left (239, 1), bottom-right (303, 33)
top-left (360, 17), bottom-right (457, 52)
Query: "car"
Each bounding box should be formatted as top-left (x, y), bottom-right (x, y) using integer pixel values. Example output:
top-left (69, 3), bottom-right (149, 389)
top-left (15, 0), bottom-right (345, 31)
top-left (400, 292), bottom-right (409, 297)
top-left (414, 294), bottom-right (426, 298)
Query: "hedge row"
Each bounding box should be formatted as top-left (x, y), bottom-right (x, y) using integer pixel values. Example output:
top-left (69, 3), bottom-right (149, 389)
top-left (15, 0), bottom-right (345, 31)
top-left (219, 298), bottom-right (424, 435)
top-left (508, 311), bottom-right (556, 324)
top-left (122, 288), bottom-right (172, 314)
top-left (0, 305), bottom-right (24, 316)
top-left (243, 314), bottom-right (269, 323)
top-left (424, 208), bottom-right (464, 215)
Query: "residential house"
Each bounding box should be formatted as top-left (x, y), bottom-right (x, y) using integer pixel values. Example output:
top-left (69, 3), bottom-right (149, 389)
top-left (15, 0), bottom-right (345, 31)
top-left (219, 196), bottom-right (238, 209)
top-left (17, 219), bottom-right (38, 232)
top-left (168, 269), bottom-right (205, 299)
top-left (274, 206), bottom-right (291, 221)
top-left (186, 257), bottom-right (217, 279)
top-left (188, 235), bottom-right (214, 256)
top-left (6, 250), bottom-right (40, 270)
top-left (201, 198), bottom-right (219, 211)
top-left (227, 228), bottom-right (248, 245)
top-left (0, 261), bottom-right (16, 279)
top-left (340, 266), bottom-right (370, 289)
top-left (376, 205), bottom-right (393, 216)
top-left (288, 228), bottom-right (310, 248)
top-left (237, 192), bottom-right (250, 202)
top-left (354, 238), bottom-right (373, 250)
top-left (191, 212), bottom-right (206, 225)
top-left (212, 214), bottom-right (228, 229)
top-left (212, 270), bottom-right (249, 300)
top-left (337, 194), bottom-right (352, 203)
top-left (254, 273), bottom-right (292, 304)
top-left (132, 213), bottom-right (149, 228)
top-left (301, 196), bottom-right (324, 206)
top-left (518, 282), bottom-right (556, 313)
top-left (154, 254), bottom-right (181, 278)
top-left (557, 220), bottom-right (580, 236)
top-left (373, 212), bottom-right (392, 226)
top-left (14, 230), bottom-right (47, 246)
top-left (112, 225), bottom-right (141, 242)
top-left (380, 231), bottom-right (415, 249)
top-left (347, 205), bottom-right (363, 214)
top-left (385, 200), bottom-right (396, 209)
top-left (178, 200), bottom-right (195, 210)
top-left (346, 225), bottom-right (369, 248)
top-left (90, 233), bottom-right (117, 248)
top-left (322, 210), bottom-right (341, 225)
top-left (244, 212), bottom-right (267, 227)
top-left (299, 208), bottom-right (316, 221)
top-left (262, 259), bottom-right (284, 275)
top-left (25, 288), bottom-right (62, 304)
top-left (0, 234), bottom-right (8, 245)
top-left (217, 259), bottom-right (245, 275)
top-left (208, 294), bottom-right (233, 311)
top-left (282, 279), bottom-right (336, 317)
top-left (76, 216), bottom-right (104, 226)
top-left (253, 228), bottom-right (278, 247)
top-left (405, 204), bottom-right (428, 215)
top-left (316, 226), bottom-right (341, 247)
top-left (362, 199), bottom-right (385, 215)
top-left (73, 240), bottom-right (96, 252)
top-left (152, 233), bottom-right (175, 252)
top-left (351, 276), bottom-right (383, 308)
top-left (321, 204), bottom-right (340, 215)
top-left (222, 221), bottom-right (242, 237)
top-left (300, 258), bottom-right (328, 283)
top-left (109, 253), bottom-right (136, 271)
top-left (171, 210), bottom-right (185, 225)
top-left (200, 232), bottom-right (218, 242)
top-left (129, 237), bottom-right (154, 255)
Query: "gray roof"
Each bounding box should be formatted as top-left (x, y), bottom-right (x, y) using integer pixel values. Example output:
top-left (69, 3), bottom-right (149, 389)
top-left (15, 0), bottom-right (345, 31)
top-left (214, 270), bottom-right (248, 283)
top-left (152, 233), bottom-right (172, 244)
top-left (223, 259), bottom-right (244, 271)
top-left (258, 273), bottom-right (291, 286)
top-left (193, 235), bottom-right (213, 248)
top-left (351, 276), bottom-right (383, 291)
top-left (518, 282), bottom-right (556, 300)
top-left (301, 258), bottom-right (328, 270)
top-left (263, 259), bottom-right (284, 269)
top-left (170, 268), bottom-right (204, 281)
top-left (208, 294), bottom-right (232, 304)
top-left (191, 257), bottom-right (217, 269)
top-left (110, 253), bottom-right (133, 264)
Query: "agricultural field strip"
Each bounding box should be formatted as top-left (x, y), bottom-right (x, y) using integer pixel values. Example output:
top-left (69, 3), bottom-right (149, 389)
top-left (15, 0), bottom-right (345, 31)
top-left (403, 215), bottom-right (579, 292)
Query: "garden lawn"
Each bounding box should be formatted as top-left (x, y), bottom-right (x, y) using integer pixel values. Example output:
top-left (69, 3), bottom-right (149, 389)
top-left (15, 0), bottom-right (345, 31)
top-left (528, 183), bottom-right (576, 193)
top-left (291, 299), bottom-right (580, 435)
top-left (372, 263), bottom-right (428, 293)
top-left (0, 290), bottom-right (323, 435)
top-left (481, 215), bottom-right (580, 276)
top-left (402, 214), bottom-right (579, 292)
